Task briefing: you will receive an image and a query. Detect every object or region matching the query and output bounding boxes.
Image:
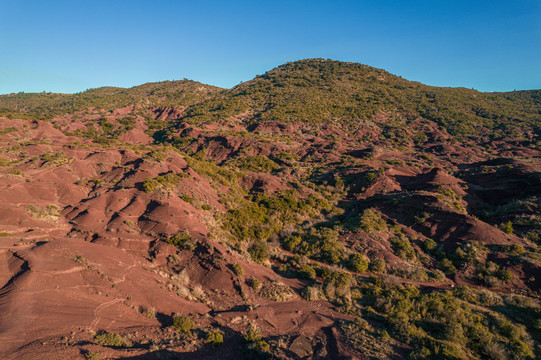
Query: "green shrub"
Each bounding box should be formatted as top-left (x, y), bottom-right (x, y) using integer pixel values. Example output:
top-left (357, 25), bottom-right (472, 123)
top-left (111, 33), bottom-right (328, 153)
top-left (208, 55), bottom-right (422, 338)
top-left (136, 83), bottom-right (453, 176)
top-left (155, 173), bottom-right (181, 190)
top-left (348, 253), bottom-right (368, 273)
top-left (205, 331), bottom-right (224, 347)
top-left (94, 332), bottom-right (126, 347)
top-left (167, 232), bottom-right (197, 250)
top-left (297, 264), bottom-right (317, 280)
top-left (507, 244), bottom-right (525, 256)
top-left (423, 238), bottom-right (437, 252)
top-left (142, 177), bottom-right (159, 193)
top-left (243, 326), bottom-right (261, 342)
top-left (173, 315), bottom-right (195, 334)
top-left (143, 149), bottom-right (168, 162)
top-left (231, 155), bottom-right (280, 173)
top-left (0, 127), bottom-right (17, 135)
top-left (232, 263), bottom-right (245, 276)
top-left (498, 269), bottom-right (513, 282)
top-left (83, 351), bottom-right (100, 360)
top-left (249, 278), bottom-right (262, 290)
top-left (500, 221), bottom-right (514, 234)
top-left (439, 258), bottom-right (456, 274)
top-left (359, 209), bottom-right (387, 232)
top-left (249, 239), bottom-right (270, 263)
top-left (369, 258), bottom-right (386, 273)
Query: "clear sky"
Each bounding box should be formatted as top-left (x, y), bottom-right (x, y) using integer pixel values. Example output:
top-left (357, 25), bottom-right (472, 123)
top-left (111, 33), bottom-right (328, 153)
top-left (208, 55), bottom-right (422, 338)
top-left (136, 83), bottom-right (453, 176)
top-left (0, 0), bottom-right (539, 94)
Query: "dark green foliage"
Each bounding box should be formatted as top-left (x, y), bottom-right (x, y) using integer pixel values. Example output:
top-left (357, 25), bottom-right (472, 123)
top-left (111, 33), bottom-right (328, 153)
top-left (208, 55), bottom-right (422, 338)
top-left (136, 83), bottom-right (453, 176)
top-left (142, 173), bottom-right (181, 193)
top-left (249, 278), bottom-right (262, 290)
top-left (439, 258), bottom-right (457, 274)
top-left (423, 238), bottom-right (438, 252)
top-left (243, 327), bottom-right (261, 342)
top-left (390, 235), bottom-right (417, 261)
top-left (143, 149), bottom-right (169, 162)
top-left (358, 282), bottom-right (537, 360)
top-left (507, 244), bottom-right (525, 256)
top-left (156, 173), bottom-right (181, 189)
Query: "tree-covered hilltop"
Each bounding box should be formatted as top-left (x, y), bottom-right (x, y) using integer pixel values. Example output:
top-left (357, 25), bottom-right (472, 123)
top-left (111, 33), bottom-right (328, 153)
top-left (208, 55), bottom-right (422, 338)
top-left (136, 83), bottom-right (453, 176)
top-left (183, 59), bottom-right (540, 137)
top-left (0, 79), bottom-right (222, 120)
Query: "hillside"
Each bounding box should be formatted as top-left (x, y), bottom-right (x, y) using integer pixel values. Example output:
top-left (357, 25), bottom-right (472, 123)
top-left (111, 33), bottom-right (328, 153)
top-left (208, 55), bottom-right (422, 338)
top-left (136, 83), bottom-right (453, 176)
top-left (0, 59), bottom-right (540, 360)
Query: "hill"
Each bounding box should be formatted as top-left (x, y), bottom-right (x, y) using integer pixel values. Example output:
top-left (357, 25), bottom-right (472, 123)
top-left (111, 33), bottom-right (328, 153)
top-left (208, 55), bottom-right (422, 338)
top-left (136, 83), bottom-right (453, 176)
top-left (0, 59), bottom-right (540, 359)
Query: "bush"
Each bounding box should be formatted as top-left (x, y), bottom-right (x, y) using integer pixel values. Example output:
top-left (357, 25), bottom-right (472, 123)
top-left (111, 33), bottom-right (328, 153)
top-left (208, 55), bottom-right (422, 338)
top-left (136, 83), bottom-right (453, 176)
top-left (83, 351), bottom-right (100, 360)
top-left (500, 221), bottom-right (514, 234)
top-left (249, 239), bottom-right (270, 263)
top-left (94, 332), bottom-right (126, 347)
top-left (243, 326), bottom-right (261, 342)
top-left (173, 315), bottom-right (195, 334)
top-left (140, 305), bottom-right (156, 319)
top-left (498, 269), bottom-right (513, 282)
top-left (348, 253), bottom-right (368, 273)
top-left (423, 238), bottom-right (437, 252)
top-left (359, 209), bottom-right (387, 232)
top-left (167, 232), bottom-right (197, 251)
top-left (142, 177), bottom-right (159, 193)
top-left (507, 244), bottom-right (525, 256)
top-left (249, 277), bottom-right (262, 290)
top-left (231, 155), bottom-right (280, 173)
top-left (297, 264), bottom-right (317, 280)
top-left (205, 331), bottom-right (224, 347)
top-left (232, 263), bottom-right (245, 276)
top-left (302, 285), bottom-right (323, 301)
top-left (369, 258), bottom-right (386, 273)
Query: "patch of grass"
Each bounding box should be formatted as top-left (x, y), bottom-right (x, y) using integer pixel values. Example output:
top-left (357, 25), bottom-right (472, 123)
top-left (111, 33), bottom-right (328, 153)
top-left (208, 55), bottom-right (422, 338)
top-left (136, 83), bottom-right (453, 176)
top-left (0, 127), bottom-right (17, 135)
top-left (7, 169), bottom-right (25, 177)
top-left (26, 204), bottom-right (60, 220)
top-left (258, 281), bottom-right (296, 301)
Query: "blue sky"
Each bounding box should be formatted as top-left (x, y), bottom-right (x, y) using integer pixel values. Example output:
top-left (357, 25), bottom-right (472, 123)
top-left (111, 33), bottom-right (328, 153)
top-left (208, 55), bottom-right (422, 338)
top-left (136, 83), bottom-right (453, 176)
top-left (0, 0), bottom-right (539, 94)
